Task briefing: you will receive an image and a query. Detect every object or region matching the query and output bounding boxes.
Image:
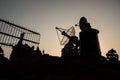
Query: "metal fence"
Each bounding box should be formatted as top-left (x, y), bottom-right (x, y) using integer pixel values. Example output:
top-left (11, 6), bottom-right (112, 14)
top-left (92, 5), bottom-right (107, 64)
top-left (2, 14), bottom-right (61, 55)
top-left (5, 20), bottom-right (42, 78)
top-left (0, 19), bottom-right (40, 47)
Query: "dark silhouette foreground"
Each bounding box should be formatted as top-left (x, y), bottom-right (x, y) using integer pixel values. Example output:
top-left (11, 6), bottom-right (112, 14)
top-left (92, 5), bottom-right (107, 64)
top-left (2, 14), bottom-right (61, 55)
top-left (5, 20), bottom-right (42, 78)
top-left (0, 45), bottom-right (120, 80)
top-left (0, 17), bottom-right (120, 80)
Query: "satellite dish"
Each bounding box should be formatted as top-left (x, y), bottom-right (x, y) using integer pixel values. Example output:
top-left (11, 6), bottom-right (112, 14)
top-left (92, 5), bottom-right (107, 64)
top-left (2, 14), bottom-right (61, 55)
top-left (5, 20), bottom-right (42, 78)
top-left (55, 26), bottom-right (75, 45)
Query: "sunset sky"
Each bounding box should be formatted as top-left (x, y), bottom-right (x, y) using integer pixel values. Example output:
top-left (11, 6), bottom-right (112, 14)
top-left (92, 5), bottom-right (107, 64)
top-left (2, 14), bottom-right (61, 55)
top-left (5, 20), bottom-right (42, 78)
top-left (0, 0), bottom-right (120, 58)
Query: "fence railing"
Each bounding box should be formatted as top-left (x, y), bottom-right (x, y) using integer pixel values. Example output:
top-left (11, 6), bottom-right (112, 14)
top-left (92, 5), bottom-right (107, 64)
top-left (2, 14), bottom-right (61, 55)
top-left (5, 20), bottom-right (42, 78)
top-left (0, 19), bottom-right (40, 47)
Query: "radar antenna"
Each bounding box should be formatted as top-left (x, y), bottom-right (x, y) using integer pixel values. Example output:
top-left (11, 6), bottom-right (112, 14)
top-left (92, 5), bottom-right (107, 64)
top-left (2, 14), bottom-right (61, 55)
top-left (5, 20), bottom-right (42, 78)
top-left (55, 26), bottom-right (75, 45)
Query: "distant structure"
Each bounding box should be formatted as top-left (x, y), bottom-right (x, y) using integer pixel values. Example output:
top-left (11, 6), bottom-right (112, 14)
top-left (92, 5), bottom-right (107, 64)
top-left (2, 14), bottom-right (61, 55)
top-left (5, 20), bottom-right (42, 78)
top-left (58, 17), bottom-right (102, 61)
top-left (106, 48), bottom-right (119, 62)
top-left (55, 26), bottom-right (79, 59)
top-left (0, 19), bottom-right (41, 47)
top-left (79, 17), bottom-right (101, 60)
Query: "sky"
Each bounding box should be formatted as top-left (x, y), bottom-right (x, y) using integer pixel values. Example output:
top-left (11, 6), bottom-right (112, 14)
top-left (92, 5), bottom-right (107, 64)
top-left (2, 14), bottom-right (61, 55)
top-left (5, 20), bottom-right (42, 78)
top-left (0, 0), bottom-right (120, 58)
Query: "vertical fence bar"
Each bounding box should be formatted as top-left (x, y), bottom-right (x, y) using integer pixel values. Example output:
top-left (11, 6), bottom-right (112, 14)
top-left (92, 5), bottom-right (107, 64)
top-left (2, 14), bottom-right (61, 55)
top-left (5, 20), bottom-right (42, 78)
top-left (0, 22), bottom-right (4, 31)
top-left (5, 24), bottom-right (9, 45)
top-left (13, 26), bottom-right (18, 45)
top-left (0, 22), bottom-right (4, 42)
top-left (11, 25), bottom-right (15, 44)
top-left (26, 33), bottom-right (29, 45)
top-left (7, 24), bottom-right (11, 45)
top-left (8, 25), bottom-right (13, 45)
top-left (1, 23), bottom-right (6, 43)
top-left (0, 21), bottom-right (2, 31)
top-left (4, 24), bottom-right (8, 44)
top-left (0, 22), bottom-right (2, 43)
top-left (38, 35), bottom-right (40, 44)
